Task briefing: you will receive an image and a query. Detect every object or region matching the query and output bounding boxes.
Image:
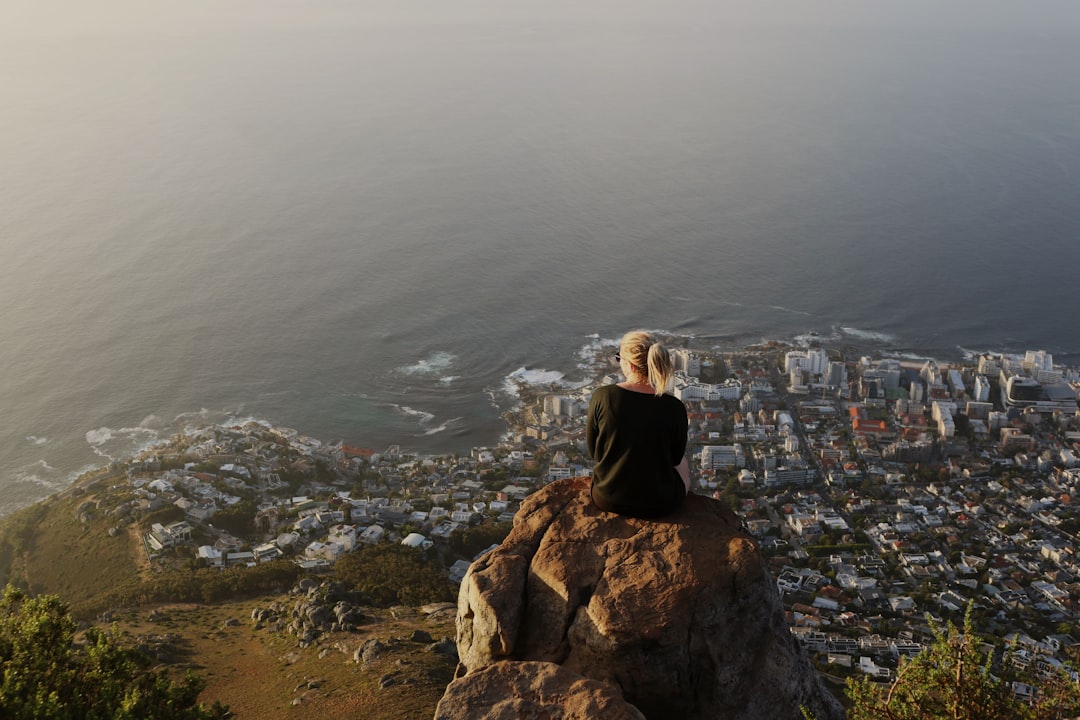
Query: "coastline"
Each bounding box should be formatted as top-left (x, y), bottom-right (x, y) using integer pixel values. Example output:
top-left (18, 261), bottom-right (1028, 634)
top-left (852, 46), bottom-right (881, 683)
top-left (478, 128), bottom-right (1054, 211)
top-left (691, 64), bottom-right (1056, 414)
top-left (1, 329), bottom-right (1062, 522)
top-left (3, 336), bottom-right (1079, 688)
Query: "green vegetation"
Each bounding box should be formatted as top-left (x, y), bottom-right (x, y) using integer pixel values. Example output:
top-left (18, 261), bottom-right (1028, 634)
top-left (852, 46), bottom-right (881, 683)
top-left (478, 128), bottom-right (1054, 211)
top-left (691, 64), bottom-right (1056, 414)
top-left (0, 585), bottom-right (229, 719)
top-left (808, 607), bottom-right (1080, 720)
top-left (335, 544), bottom-right (453, 607)
top-left (0, 502), bottom-right (48, 590)
top-left (0, 495), bottom-right (137, 614)
top-left (449, 521), bottom-right (513, 560)
top-left (91, 562), bottom-right (301, 614)
top-left (209, 500), bottom-right (257, 538)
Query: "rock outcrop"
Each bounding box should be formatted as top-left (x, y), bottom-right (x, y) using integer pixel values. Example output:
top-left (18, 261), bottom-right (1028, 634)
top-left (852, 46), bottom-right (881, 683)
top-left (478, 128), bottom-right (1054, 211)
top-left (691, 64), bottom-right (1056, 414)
top-left (251, 579), bottom-right (368, 647)
top-left (436, 661), bottom-right (647, 720)
top-left (435, 476), bottom-right (843, 720)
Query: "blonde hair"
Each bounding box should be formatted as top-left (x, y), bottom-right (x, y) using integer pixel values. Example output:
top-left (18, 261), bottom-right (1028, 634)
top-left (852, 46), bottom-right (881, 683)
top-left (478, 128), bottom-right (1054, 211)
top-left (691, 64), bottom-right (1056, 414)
top-left (620, 331), bottom-right (674, 396)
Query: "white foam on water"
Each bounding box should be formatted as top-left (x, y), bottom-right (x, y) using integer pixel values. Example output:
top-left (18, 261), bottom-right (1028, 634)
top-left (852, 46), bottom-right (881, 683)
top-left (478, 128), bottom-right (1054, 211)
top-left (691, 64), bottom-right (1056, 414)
top-left (792, 331), bottom-right (832, 347)
top-left (423, 417), bottom-right (462, 436)
top-left (575, 333), bottom-right (622, 367)
top-left (398, 351), bottom-right (456, 376)
top-left (392, 404), bottom-right (436, 425)
top-left (65, 463), bottom-right (106, 483)
top-left (839, 326), bottom-right (896, 343)
top-left (84, 425), bottom-right (162, 461)
top-left (25, 435), bottom-right (48, 445)
top-left (883, 351), bottom-right (938, 362)
top-left (956, 346), bottom-right (1023, 362)
top-left (768, 304), bottom-right (813, 317)
top-left (14, 463), bottom-right (63, 491)
top-left (85, 427), bottom-right (114, 446)
top-left (502, 367), bottom-right (568, 398)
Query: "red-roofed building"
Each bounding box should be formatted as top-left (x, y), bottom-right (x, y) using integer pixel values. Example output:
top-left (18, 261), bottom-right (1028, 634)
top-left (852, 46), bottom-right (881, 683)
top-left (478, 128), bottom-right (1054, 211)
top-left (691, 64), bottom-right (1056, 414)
top-left (342, 446), bottom-right (376, 458)
top-left (853, 418), bottom-right (889, 435)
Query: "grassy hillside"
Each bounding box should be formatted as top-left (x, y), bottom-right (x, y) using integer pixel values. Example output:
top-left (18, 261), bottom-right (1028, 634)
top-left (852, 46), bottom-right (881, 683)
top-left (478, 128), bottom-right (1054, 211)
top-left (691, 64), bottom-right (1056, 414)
top-left (0, 480), bottom-right (459, 719)
top-left (104, 598), bottom-right (457, 718)
top-left (0, 476), bottom-right (142, 612)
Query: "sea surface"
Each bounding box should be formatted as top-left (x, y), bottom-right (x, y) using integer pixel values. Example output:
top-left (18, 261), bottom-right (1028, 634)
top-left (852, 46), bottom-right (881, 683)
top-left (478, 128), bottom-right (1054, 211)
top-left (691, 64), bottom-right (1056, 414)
top-left (3, 0), bottom-right (1080, 516)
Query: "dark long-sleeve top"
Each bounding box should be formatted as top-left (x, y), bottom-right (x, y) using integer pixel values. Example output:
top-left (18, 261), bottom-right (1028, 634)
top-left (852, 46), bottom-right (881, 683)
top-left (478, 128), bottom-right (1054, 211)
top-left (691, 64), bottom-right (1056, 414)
top-left (586, 384), bottom-right (688, 517)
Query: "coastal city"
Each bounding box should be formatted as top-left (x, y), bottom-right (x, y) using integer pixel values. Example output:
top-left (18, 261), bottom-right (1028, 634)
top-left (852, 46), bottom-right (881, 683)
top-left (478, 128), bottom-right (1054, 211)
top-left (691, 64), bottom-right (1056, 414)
top-left (97, 340), bottom-right (1080, 688)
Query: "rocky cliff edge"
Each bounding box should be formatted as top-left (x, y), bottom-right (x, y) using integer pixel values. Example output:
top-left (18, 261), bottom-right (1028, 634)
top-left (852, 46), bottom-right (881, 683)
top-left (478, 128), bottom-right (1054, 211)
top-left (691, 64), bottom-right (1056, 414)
top-left (435, 476), bottom-right (844, 720)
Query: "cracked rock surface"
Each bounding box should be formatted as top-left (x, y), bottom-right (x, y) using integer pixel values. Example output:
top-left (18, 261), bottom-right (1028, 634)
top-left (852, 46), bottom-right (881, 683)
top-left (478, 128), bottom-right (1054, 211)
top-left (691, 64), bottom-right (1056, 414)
top-left (443, 476), bottom-right (843, 720)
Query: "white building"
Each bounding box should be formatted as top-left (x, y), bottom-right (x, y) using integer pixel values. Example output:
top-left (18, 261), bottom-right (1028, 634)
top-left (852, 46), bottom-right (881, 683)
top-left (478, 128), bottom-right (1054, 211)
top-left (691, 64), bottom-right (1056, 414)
top-left (328, 524), bottom-right (359, 551)
top-left (359, 525), bottom-right (385, 544)
top-left (785, 349), bottom-right (829, 377)
top-left (672, 349), bottom-right (701, 377)
top-left (196, 545), bottom-right (223, 567)
top-left (700, 444), bottom-right (745, 470)
top-left (673, 377), bottom-right (742, 402)
top-left (947, 369), bottom-right (965, 398)
top-left (401, 532), bottom-right (434, 550)
top-left (253, 543), bottom-right (283, 562)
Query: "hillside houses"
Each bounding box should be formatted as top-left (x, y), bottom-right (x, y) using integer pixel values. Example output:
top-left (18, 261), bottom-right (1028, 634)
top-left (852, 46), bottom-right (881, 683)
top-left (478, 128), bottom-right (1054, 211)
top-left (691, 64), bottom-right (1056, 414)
top-left (118, 341), bottom-right (1080, 684)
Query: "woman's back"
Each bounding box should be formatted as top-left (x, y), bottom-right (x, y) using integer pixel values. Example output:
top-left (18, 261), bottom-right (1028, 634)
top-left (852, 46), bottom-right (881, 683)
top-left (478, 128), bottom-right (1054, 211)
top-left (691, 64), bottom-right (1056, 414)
top-left (587, 384), bottom-right (688, 518)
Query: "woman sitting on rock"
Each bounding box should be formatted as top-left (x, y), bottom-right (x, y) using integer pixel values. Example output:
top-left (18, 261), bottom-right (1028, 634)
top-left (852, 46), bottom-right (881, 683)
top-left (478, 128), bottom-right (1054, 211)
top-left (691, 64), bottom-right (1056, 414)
top-left (587, 330), bottom-right (690, 518)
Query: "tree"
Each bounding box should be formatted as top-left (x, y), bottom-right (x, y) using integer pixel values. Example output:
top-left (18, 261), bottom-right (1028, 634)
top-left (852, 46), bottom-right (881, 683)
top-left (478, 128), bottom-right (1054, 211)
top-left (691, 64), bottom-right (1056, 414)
top-left (209, 499), bottom-right (257, 538)
top-left (0, 585), bottom-right (229, 719)
top-left (832, 607), bottom-right (1080, 720)
top-left (334, 544), bottom-right (453, 607)
top-left (449, 521), bottom-right (512, 560)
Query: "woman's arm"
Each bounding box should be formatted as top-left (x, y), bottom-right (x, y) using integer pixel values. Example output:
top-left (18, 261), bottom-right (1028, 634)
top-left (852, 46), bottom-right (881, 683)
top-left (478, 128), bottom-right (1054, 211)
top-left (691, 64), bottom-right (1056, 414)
top-left (675, 456), bottom-right (690, 494)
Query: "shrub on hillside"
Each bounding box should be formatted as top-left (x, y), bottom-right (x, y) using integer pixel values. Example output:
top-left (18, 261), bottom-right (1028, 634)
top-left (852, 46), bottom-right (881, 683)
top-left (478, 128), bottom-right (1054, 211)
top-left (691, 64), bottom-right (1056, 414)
top-left (449, 521), bottom-right (512, 560)
top-left (807, 607), bottom-right (1080, 720)
top-left (87, 561), bottom-right (301, 613)
top-left (0, 585), bottom-right (229, 719)
top-left (335, 544), bottom-right (453, 607)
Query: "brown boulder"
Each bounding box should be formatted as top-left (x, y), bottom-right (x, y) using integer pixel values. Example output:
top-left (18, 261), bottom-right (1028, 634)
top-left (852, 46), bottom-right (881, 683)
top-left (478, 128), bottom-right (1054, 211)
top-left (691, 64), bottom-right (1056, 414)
top-left (434, 660), bottom-right (646, 720)
top-left (448, 476), bottom-right (843, 720)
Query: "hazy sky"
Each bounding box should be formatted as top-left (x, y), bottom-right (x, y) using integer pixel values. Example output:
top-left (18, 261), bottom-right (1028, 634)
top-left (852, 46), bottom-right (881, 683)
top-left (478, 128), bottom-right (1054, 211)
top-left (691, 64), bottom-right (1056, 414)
top-left (4, 0), bottom-right (1080, 38)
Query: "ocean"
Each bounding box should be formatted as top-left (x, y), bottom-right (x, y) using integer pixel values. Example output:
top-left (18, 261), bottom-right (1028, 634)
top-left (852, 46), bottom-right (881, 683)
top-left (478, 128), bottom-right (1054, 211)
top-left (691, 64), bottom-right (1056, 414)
top-left (3, 0), bottom-right (1080, 515)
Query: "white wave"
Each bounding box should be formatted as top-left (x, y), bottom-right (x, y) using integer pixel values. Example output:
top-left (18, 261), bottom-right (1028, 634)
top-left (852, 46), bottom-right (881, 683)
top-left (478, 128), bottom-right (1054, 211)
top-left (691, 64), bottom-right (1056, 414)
top-left (423, 417), bottom-right (462, 435)
top-left (393, 404), bottom-right (436, 424)
top-left (172, 408), bottom-right (213, 424)
top-left (25, 435), bottom-right (48, 445)
top-left (839, 326), bottom-right (896, 343)
top-left (883, 351), bottom-right (938, 362)
top-left (84, 425), bottom-right (162, 462)
top-left (65, 463), bottom-right (107, 485)
top-left (438, 375), bottom-right (459, 385)
top-left (14, 468), bottom-right (63, 491)
top-left (768, 305), bottom-right (813, 317)
top-left (791, 332), bottom-right (822, 347)
top-left (398, 351), bottom-right (456, 376)
top-left (956, 346), bottom-right (1022, 362)
top-left (86, 427), bottom-right (114, 446)
top-left (222, 414), bottom-right (269, 429)
top-left (575, 333), bottom-right (623, 365)
top-left (508, 367), bottom-right (568, 385)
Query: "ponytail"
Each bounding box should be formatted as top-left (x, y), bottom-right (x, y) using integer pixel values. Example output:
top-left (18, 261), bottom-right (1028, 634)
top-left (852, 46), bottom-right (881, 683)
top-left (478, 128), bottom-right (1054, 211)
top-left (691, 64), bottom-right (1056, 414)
top-left (647, 343), bottom-right (674, 396)
top-left (620, 330), bottom-right (674, 396)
